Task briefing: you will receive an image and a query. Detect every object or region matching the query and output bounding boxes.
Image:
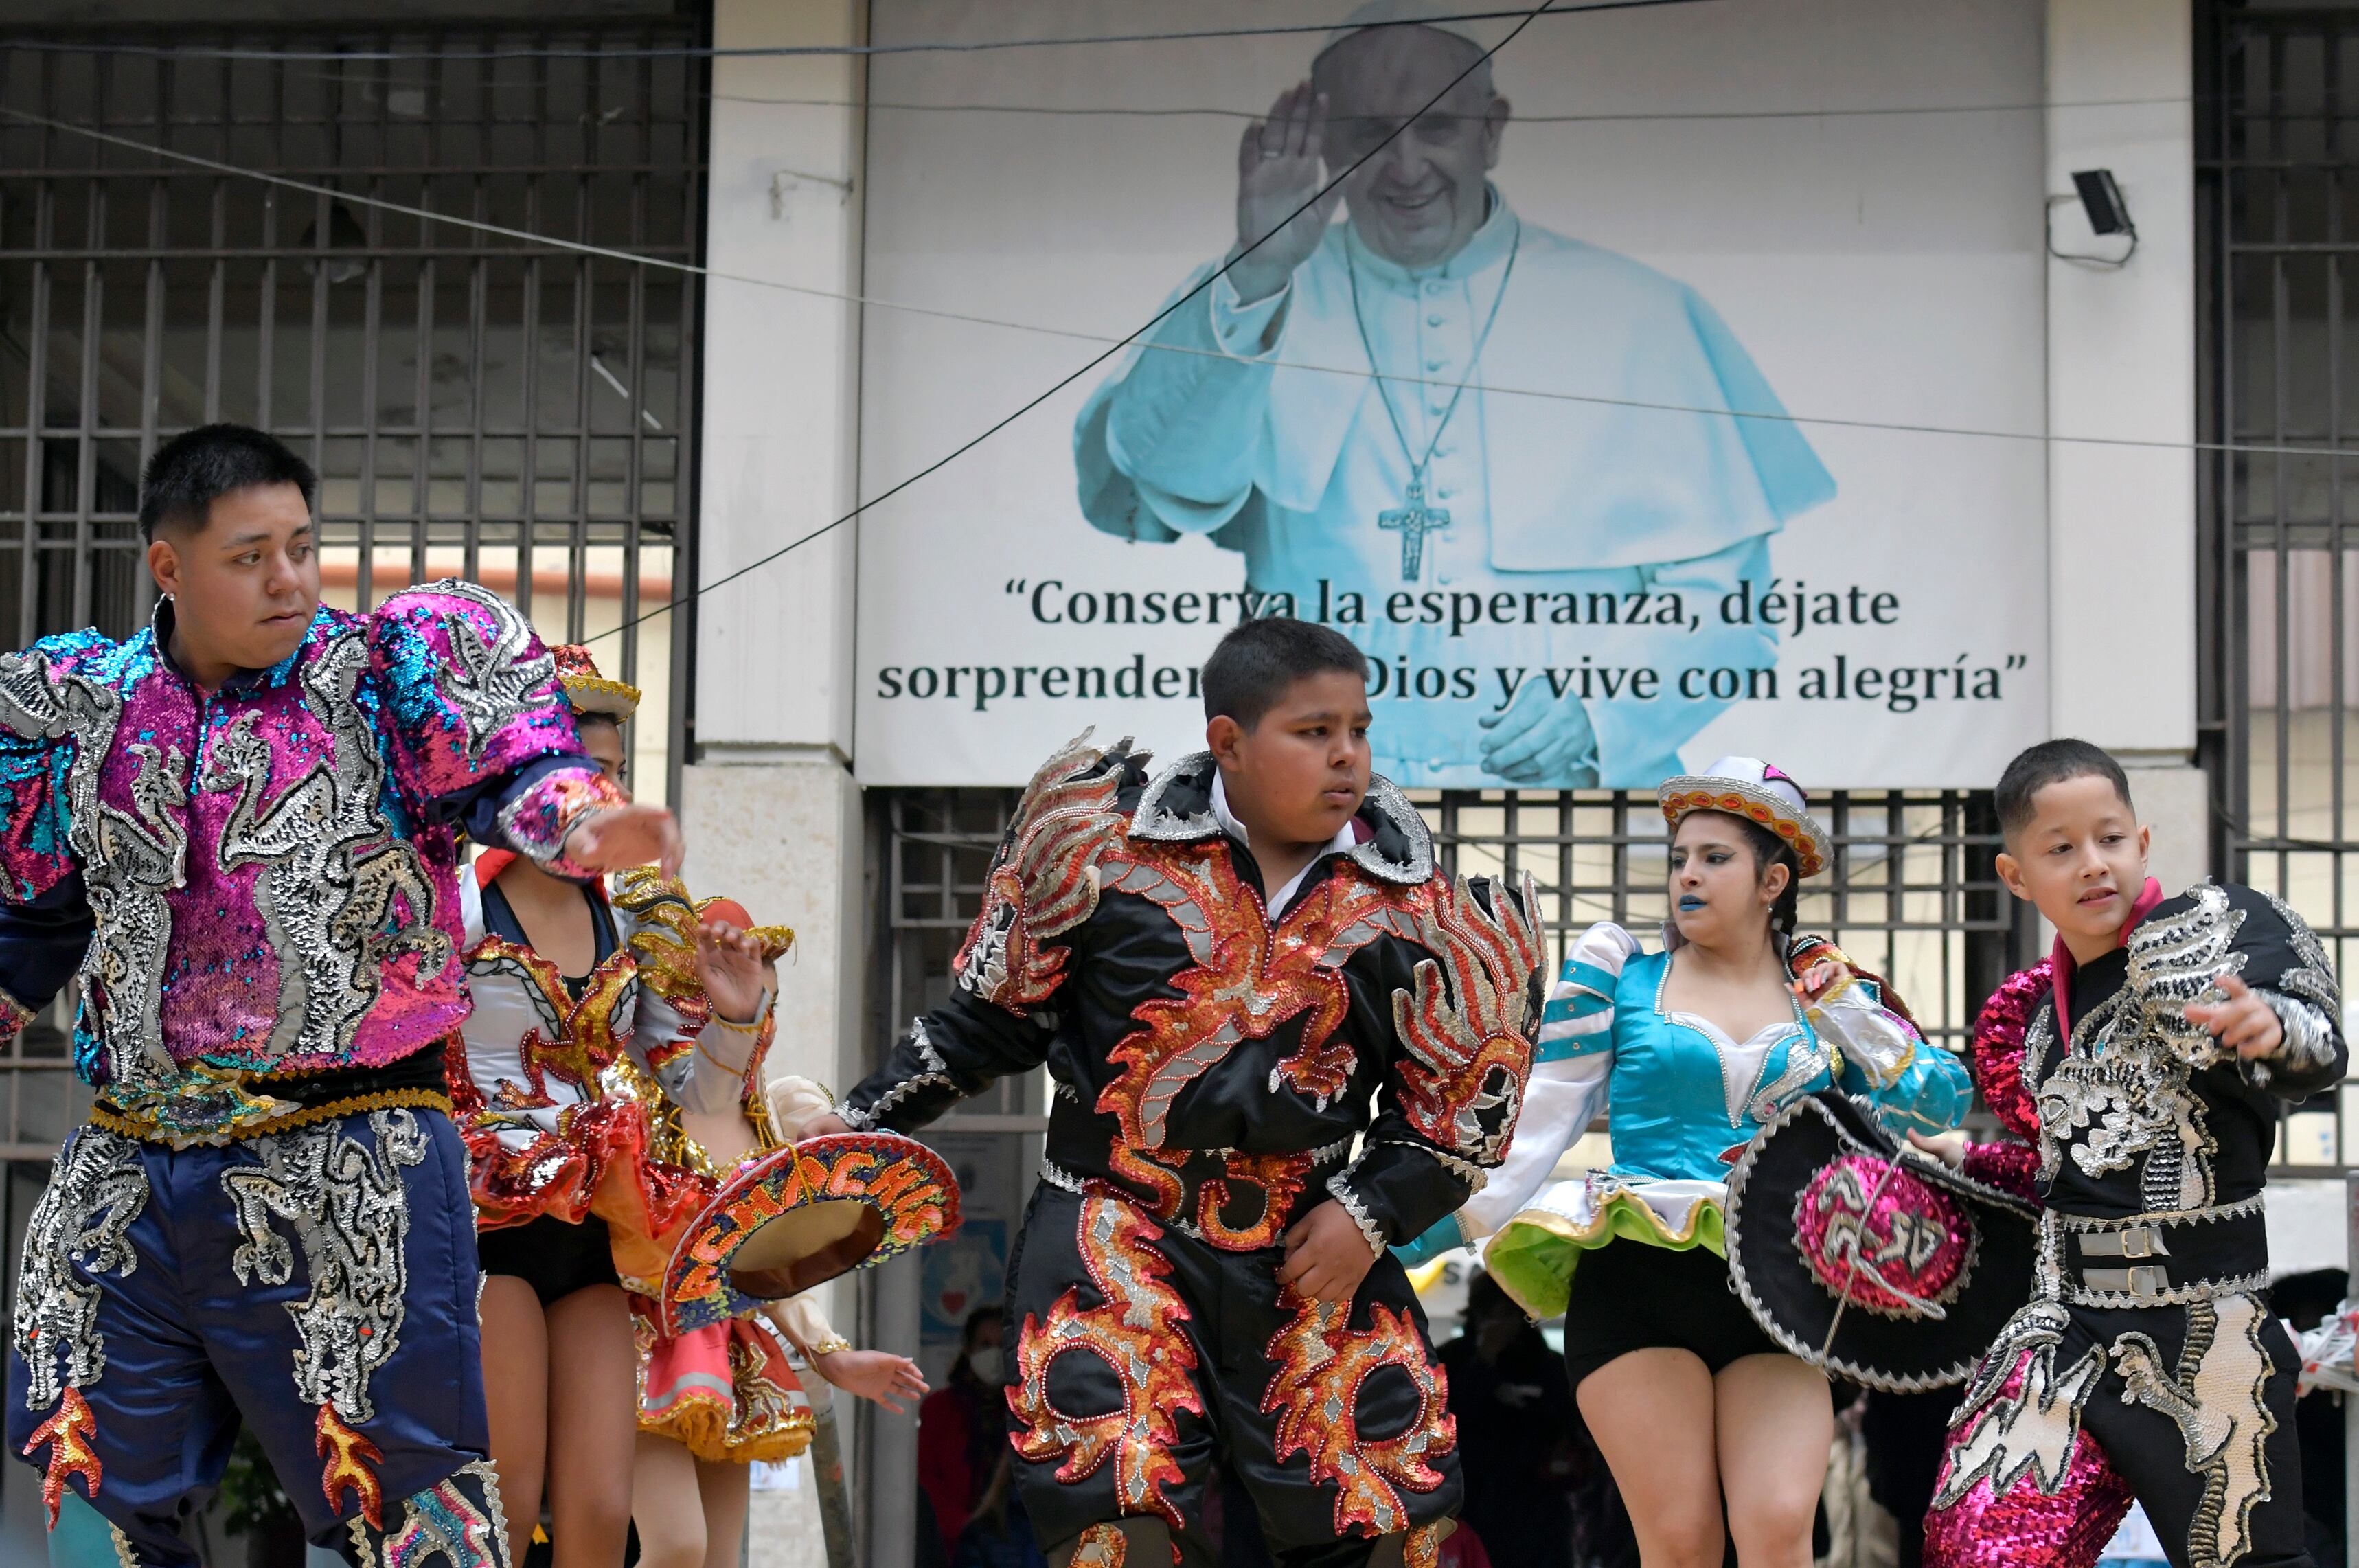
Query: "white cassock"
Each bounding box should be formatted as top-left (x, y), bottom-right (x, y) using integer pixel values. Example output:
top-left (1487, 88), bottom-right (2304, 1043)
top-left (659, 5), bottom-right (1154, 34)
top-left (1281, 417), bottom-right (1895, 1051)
top-left (1073, 192), bottom-right (1836, 788)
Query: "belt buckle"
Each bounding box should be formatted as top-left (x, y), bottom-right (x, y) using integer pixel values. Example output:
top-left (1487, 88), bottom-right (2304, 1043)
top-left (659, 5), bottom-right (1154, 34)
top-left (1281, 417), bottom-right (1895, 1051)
top-left (2078, 1225), bottom-right (2169, 1260)
top-left (2082, 1263), bottom-right (2169, 1302)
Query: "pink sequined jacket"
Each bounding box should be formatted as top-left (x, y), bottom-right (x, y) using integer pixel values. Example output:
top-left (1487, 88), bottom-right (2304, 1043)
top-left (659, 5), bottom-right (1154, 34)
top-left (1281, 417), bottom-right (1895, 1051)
top-left (0, 580), bottom-right (624, 1140)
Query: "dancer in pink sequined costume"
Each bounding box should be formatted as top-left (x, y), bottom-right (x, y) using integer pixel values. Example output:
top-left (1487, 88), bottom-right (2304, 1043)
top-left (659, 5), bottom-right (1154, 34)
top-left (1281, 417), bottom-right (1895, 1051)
top-left (1917, 741), bottom-right (2344, 1568)
top-left (2, 425), bottom-right (683, 1568)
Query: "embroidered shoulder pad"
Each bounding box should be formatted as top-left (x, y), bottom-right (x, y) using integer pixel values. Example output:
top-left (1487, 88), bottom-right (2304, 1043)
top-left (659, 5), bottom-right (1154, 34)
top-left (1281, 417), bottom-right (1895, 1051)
top-left (953, 730), bottom-right (1140, 1012)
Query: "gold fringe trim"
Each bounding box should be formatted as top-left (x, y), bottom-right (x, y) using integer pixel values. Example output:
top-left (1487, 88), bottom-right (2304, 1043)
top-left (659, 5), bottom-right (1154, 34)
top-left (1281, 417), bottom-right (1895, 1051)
top-left (639, 1398), bottom-right (816, 1464)
top-left (89, 1088), bottom-right (453, 1145)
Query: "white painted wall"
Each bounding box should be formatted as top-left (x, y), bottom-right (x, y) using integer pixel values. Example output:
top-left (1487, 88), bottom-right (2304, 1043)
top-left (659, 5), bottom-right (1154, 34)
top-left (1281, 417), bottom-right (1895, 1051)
top-left (685, 0), bottom-right (869, 1109)
top-left (687, 4), bottom-right (884, 1567)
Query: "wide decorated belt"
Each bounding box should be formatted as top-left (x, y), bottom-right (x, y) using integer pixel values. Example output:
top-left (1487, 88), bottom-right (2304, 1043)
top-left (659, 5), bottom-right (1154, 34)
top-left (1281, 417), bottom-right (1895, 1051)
top-left (2038, 1194), bottom-right (2270, 1308)
top-left (1042, 1108), bottom-right (1354, 1251)
top-left (89, 1045), bottom-right (454, 1148)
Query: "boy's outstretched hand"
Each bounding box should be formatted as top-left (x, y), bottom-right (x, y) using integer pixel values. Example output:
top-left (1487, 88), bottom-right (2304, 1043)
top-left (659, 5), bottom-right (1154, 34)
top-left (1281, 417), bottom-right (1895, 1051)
top-left (2185, 973), bottom-right (2287, 1059)
top-left (1280, 1199), bottom-right (1378, 1305)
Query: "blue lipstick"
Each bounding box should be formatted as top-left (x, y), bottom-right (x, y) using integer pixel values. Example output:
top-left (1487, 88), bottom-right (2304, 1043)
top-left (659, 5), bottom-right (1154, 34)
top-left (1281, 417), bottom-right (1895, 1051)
top-left (1678, 894), bottom-right (1705, 912)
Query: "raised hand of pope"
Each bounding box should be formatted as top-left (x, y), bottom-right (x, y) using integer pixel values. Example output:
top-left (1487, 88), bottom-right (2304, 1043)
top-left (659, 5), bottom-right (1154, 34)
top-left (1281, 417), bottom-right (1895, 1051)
top-left (560, 802), bottom-right (685, 880)
top-left (1479, 680), bottom-right (1599, 786)
top-left (694, 918), bottom-right (774, 1025)
top-left (2184, 973), bottom-right (2288, 1059)
top-left (1281, 1200), bottom-right (1378, 1305)
top-left (1228, 80), bottom-right (1341, 306)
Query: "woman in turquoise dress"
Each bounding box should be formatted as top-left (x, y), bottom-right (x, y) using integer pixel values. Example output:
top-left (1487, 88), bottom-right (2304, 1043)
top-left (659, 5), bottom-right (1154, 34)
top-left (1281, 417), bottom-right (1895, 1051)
top-left (1401, 758), bottom-right (1972, 1568)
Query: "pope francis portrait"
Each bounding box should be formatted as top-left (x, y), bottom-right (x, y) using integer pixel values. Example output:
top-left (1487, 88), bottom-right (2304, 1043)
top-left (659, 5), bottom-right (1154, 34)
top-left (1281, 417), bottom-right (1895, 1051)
top-left (1073, 0), bottom-right (1835, 788)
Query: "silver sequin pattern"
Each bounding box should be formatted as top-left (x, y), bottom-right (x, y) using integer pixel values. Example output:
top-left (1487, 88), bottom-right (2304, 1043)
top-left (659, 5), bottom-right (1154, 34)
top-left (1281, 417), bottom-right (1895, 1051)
top-left (0, 650), bottom-right (187, 1093)
top-left (429, 580), bottom-right (560, 770)
top-left (10, 1129), bottom-right (148, 1410)
top-left (203, 631), bottom-right (448, 1063)
top-left (223, 1109), bottom-right (429, 1424)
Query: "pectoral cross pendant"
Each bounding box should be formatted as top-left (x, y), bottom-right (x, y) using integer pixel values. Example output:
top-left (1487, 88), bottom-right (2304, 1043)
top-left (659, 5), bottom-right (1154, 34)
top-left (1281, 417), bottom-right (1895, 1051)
top-left (1378, 480), bottom-right (1450, 582)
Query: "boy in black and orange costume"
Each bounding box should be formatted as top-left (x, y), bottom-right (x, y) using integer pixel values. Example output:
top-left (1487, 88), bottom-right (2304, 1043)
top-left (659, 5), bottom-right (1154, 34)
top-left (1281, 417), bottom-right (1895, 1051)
top-left (807, 618), bottom-right (1543, 1568)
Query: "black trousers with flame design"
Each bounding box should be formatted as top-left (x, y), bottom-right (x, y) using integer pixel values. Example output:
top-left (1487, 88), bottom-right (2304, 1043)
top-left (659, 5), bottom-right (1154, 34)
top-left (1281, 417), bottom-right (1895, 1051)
top-left (1003, 1181), bottom-right (1461, 1568)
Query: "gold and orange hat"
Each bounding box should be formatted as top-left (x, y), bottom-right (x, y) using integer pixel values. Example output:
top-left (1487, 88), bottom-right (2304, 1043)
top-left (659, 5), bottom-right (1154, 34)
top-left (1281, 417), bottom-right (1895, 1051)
top-left (659, 1131), bottom-right (961, 1336)
top-left (553, 643), bottom-right (641, 721)
top-left (1657, 755), bottom-right (1830, 879)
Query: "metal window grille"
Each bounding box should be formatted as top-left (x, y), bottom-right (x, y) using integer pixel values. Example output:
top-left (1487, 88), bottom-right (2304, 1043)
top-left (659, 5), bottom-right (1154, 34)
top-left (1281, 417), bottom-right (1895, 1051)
top-left (867, 781), bottom-right (2032, 1560)
top-left (2198, 3), bottom-right (2359, 1175)
top-left (878, 785), bottom-right (2027, 1072)
top-left (0, 22), bottom-right (705, 1165)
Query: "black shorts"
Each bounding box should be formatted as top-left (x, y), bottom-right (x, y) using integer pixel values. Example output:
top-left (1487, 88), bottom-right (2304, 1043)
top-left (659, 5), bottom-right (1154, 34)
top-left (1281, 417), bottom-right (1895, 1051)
top-left (476, 1212), bottom-right (619, 1307)
top-left (1559, 1238), bottom-right (1784, 1389)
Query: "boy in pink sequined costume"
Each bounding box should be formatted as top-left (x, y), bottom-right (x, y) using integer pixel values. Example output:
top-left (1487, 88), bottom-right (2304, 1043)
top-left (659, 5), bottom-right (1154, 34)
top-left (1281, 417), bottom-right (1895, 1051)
top-left (1919, 741), bottom-right (2344, 1568)
top-left (0, 424), bottom-right (681, 1567)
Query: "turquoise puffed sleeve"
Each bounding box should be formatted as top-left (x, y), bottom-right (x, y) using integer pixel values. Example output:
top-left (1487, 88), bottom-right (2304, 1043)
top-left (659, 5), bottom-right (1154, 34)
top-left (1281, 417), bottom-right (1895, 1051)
top-left (1393, 922), bottom-right (1632, 1265)
top-left (1812, 973), bottom-right (1972, 1137)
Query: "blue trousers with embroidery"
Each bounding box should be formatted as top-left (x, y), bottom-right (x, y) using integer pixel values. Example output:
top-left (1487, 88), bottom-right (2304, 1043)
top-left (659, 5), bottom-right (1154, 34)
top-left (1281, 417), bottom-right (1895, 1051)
top-left (6, 1107), bottom-right (508, 1567)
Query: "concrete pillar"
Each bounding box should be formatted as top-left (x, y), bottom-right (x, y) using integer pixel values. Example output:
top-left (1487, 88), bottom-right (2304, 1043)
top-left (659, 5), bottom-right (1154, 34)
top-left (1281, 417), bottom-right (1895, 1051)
top-left (2044, 0), bottom-right (2196, 759)
top-left (687, 1), bottom-right (883, 1565)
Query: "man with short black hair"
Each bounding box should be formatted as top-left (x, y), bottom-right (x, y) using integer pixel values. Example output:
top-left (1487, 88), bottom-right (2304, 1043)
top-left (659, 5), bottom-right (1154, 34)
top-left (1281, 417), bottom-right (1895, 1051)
top-left (806, 617), bottom-right (1543, 1567)
top-left (2, 422), bottom-right (679, 1566)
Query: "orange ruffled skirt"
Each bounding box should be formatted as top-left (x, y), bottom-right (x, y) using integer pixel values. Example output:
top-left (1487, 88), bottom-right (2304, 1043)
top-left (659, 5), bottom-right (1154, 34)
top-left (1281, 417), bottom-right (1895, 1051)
top-left (446, 1043), bottom-right (710, 1282)
top-left (634, 1306), bottom-right (816, 1464)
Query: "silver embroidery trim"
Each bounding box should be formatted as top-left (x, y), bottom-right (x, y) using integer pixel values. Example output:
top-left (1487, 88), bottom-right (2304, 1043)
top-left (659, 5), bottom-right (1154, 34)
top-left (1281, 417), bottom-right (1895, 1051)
top-left (11, 1129), bottom-right (148, 1410)
top-left (2036, 1203), bottom-right (2270, 1309)
top-left (2036, 978), bottom-right (2218, 1212)
top-left (2261, 889), bottom-right (2342, 1020)
top-left (0, 650), bottom-right (187, 1093)
top-left (2042, 1191), bottom-right (2266, 1231)
top-left (1039, 1157), bottom-right (1089, 1195)
top-left (1930, 1302), bottom-right (2104, 1508)
top-left (424, 579), bottom-right (561, 771)
top-left (854, 1019), bottom-right (958, 1128)
top-left (2126, 885), bottom-right (2251, 1067)
top-left (349, 1456), bottom-right (512, 1568)
top-left (2109, 1294), bottom-right (2278, 1568)
top-left (2247, 991), bottom-right (2339, 1090)
top-left (1368, 1137), bottom-right (1490, 1194)
top-left (1722, 1094), bottom-right (1996, 1394)
top-left (1325, 1167), bottom-right (1389, 1258)
top-left (1126, 752), bottom-right (1224, 843)
top-left (203, 630), bottom-right (448, 1062)
top-left (223, 1109), bottom-right (429, 1423)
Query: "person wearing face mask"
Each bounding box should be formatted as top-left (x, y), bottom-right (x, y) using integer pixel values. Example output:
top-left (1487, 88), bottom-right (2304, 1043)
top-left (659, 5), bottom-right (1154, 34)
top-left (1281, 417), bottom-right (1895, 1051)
top-left (1072, 0), bottom-right (1834, 791)
top-left (920, 1307), bottom-right (1012, 1558)
top-left (1402, 758), bottom-right (1971, 1568)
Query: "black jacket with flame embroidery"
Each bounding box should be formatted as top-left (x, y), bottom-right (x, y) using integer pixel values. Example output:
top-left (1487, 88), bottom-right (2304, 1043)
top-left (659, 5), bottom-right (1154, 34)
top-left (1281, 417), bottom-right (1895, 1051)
top-left (839, 736), bottom-right (1545, 1254)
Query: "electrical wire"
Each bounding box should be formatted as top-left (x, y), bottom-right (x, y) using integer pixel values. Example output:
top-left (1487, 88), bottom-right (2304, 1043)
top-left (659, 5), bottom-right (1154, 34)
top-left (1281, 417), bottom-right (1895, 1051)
top-left (0, 2), bottom-right (1689, 63)
top-left (582, 0), bottom-right (1574, 645)
top-left (6, 101), bottom-right (2347, 466)
top-left (711, 91), bottom-right (2192, 124)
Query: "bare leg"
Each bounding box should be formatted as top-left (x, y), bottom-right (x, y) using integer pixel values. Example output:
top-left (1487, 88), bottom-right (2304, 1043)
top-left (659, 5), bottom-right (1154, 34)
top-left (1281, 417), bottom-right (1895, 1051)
top-left (543, 1284), bottom-right (641, 1567)
top-left (631, 1432), bottom-right (710, 1568)
top-left (694, 1457), bottom-right (751, 1568)
top-left (1577, 1347), bottom-right (1726, 1568)
top-left (481, 1275), bottom-right (551, 1567)
top-left (1714, 1353), bottom-right (1833, 1568)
